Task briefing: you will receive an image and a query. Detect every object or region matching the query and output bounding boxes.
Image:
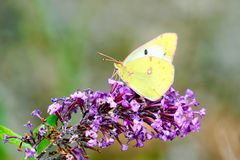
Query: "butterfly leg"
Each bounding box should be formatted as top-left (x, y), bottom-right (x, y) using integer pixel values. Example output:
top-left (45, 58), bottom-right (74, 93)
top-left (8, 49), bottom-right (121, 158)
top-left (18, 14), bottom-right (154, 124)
top-left (111, 68), bottom-right (117, 79)
top-left (111, 68), bottom-right (121, 81)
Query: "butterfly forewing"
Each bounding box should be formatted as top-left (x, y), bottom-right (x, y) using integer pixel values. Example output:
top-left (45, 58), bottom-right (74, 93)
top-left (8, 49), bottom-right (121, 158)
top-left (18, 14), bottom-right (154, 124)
top-left (123, 33), bottom-right (177, 64)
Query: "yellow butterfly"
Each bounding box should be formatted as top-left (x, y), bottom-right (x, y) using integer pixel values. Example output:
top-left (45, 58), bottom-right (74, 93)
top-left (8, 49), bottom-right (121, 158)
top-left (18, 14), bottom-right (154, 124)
top-left (99, 33), bottom-right (177, 101)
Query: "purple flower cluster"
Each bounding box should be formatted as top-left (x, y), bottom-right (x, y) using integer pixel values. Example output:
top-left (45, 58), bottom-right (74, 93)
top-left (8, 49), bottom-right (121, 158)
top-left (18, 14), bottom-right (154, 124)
top-left (45, 79), bottom-right (205, 159)
top-left (3, 79), bottom-right (206, 159)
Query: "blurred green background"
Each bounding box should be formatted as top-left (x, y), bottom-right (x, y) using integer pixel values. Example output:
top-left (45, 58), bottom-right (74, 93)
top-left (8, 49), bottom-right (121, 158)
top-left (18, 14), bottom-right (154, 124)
top-left (1, 0), bottom-right (240, 159)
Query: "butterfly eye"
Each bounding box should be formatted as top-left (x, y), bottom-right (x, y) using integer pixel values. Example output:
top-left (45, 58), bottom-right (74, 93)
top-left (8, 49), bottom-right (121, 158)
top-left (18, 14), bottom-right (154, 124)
top-left (144, 49), bottom-right (148, 55)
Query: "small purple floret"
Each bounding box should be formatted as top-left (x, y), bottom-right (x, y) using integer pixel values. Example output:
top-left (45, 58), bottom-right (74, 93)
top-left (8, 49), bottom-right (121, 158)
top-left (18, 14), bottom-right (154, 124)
top-left (130, 99), bottom-right (140, 112)
top-left (31, 108), bottom-right (42, 117)
top-left (47, 102), bottom-right (62, 115)
top-left (70, 90), bottom-right (88, 100)
top-left (24, 148), bottom-right (36, 159)
top-left (38, 125), bottom-right (47, 136)
top-left (3, 134), bottom-right (8, 144)
top-left (121, 144), bottom-right (128, 151)
top-left (24, 121), bottom-right (33, 130)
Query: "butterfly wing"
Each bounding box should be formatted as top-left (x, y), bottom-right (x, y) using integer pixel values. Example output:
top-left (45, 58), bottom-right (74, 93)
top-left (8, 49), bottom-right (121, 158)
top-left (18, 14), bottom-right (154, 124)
top-left (123, 33), bottom-right (177, 64)
top-left (116, 57), bottom-right (174, 101)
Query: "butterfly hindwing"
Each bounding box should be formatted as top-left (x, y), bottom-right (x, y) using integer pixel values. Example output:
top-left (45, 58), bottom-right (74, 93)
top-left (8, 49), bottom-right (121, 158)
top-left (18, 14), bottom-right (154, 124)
top-left (117, 57), bottom-right (174, 101)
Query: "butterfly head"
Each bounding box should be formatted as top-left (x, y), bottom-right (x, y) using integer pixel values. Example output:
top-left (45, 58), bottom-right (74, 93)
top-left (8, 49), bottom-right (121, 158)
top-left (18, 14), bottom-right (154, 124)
top-left (114, 63), bottom-right (123, 70)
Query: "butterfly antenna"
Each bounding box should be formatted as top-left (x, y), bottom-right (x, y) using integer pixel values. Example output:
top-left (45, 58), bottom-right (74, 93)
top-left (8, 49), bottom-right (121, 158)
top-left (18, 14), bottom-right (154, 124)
top-left (97, 52), bottom-right (122, 64)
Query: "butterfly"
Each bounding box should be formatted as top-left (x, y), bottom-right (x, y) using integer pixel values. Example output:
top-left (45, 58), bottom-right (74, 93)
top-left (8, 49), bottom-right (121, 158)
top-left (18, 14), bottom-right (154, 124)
top-left (98, 33), bottom-right (178, 101)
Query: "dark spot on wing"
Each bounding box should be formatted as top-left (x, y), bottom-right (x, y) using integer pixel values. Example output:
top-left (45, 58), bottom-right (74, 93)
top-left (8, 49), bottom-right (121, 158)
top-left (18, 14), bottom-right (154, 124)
top-left (144, 49), bottom-right (148, 55)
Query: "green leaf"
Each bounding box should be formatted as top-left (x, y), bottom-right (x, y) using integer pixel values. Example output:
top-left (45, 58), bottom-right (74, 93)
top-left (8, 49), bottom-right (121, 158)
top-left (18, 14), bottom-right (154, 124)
top-left (36, 138), bottom-right (51, 154)
top-left (46, 114), bottom-right (58, 127)
top-left (0, 125), bottom-right (32, 149)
